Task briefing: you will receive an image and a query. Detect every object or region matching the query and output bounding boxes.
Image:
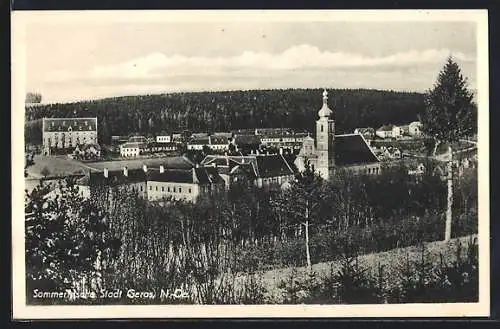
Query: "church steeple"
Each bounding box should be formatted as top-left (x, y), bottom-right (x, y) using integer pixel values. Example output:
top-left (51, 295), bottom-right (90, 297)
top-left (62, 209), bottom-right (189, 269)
top-left (318, 89), bottom-right (333, 118)
top-left (315, 89), bottom-right (335, 180)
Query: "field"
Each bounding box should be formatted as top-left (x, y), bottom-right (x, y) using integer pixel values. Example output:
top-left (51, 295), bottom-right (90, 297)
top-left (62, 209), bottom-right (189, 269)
top-left (26, 155), bottom-right (99, 178)
top-left (25, 155), bottom-right (196, 179)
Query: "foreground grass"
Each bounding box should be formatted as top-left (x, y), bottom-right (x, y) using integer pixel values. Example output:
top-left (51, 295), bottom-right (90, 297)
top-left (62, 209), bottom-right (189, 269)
top-left (250, 235), bottom-right (477, 303)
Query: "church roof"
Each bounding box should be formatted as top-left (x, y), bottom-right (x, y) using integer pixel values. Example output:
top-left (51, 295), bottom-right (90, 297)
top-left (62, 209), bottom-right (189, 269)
top-left (334, 134), bottom-right (380, 166)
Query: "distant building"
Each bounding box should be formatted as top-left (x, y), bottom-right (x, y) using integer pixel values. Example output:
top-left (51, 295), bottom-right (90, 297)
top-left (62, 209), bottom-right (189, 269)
top-left (73, 143), bottom-right (101, 160)
top-left (294, 90), bottom-right (381, 180)
top-left (232, 135), bottom-right (261, 153)
top-left (156, 134), bottom-right (172, 143)
top-left (409, 121), bottom-right (423, 137)
top-left (128, 135), bottom-right (148, 143)
top-left (119, 142), bottom-right (147, 157)
top-left (354, 127), bottom-right (375, 140)
top-left (42, 117), bottom-right (98, 155)
top-left (376, 125), bottom-right (395, 139)
top-left (187, 135), bottom-right (230, 152)
top-left (392, 126), bottom-right (403, 139)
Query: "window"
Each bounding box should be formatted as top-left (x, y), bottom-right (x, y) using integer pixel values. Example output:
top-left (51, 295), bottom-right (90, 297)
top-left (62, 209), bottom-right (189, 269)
top-left (321, 125), bottom-right (323, 132)
top-left (188, 188), bottom-right (192, 193)
top-left (179, 188), bottom-right (182, 193)
top-left (155, 186), bottom-right (158, 191)
top-left (173, 187), bottom-right (176, 193)
top-left (149, 186), bottom-right (152, 190)
top-left (168, 186), bottom-right (170, 192)
top-left (140, 186), bottom-right (143, 191)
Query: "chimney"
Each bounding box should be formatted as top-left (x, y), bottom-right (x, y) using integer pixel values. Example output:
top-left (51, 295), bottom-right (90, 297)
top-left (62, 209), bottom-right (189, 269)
top-left (159, 165), bottom-right (164, 173)
top-left (256, 149), bottom-right (260, 155)
top-left (195, 163), bottom-right (199, 168)
top-left (279, 147), bottom-right (283, 155)
top-left (250, 149), bottom-right (254, 155)
top-left (123, 166), bottom-right (128, 177)
top-left (103, 168), bottom-right (108, 178)
top-left (143, 164), bottom-right (147, 173)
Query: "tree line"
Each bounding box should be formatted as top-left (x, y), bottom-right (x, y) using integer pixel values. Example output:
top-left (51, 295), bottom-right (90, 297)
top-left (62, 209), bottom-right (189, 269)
top-left (24, 88), bottom-right (425, 145)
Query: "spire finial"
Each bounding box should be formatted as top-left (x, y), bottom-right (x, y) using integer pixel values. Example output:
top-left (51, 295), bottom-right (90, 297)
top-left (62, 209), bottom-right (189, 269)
top-left (318, 89), bottom-right (332, 118)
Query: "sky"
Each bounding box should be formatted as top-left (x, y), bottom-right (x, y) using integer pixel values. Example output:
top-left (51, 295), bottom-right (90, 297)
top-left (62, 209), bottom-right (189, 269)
top-left (20, 14), bottom-right (478, 104)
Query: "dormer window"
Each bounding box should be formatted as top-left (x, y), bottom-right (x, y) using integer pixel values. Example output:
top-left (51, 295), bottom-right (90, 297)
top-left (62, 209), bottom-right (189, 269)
top-left (68, 126), bottom-right (72, 132)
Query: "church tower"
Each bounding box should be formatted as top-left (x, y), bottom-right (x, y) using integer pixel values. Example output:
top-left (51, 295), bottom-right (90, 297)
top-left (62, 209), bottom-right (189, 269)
top-left (315, 89), bottom-right (335, 180)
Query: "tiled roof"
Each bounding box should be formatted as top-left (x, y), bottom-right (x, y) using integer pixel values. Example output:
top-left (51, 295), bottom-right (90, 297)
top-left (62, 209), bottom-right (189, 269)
top-left (128, 136), bottom-right (148, 143)
top-left (210, 135), bottom-right (229, 145)
top-left (356, 127), bottom-right (375, 134)
top-left (190, 137), bottom-right (210, 145)
top-left (334, 134), bottom-right (379, 166)
top-left (201, 154), bottom-right (294, 179)
top-left (234, 135), bottom-right (261, 145)
top-left (147, 167), bottom-right (224, 184)
top-left (120, 142), bottom-right (147, 149)
top-left (377, 125), bottom-right (395, 132)
top-left (255, 154), bottom-right (294, 178)
top-left (255, 128), bottom-right (294, 135)
top-left (80, 168), bottom-right (147, 186)
top-left (43, 118), bottom-right (97, 132)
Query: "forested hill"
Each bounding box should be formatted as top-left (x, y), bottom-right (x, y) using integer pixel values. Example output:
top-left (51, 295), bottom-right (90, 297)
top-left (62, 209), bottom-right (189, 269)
top-left (25, 88), bottom-right (425, 145)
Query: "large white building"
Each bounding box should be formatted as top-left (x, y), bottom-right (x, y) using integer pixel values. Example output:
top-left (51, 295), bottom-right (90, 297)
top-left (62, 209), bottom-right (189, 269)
top-left (42, 117), bottom-right (98, 155)
top-left (294, 90), bottom-right (381, 180)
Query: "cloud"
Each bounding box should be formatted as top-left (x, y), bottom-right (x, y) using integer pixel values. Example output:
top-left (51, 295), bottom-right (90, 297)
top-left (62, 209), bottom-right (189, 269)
top-left (48, 44), bottom-right (474, 82)
top-left (39, 45), bottom-right (476, 102)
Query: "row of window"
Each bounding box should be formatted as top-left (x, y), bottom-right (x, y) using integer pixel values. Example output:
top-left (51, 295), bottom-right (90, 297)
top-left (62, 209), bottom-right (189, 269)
top-left (365, 167), bottom-right (380, 174)
top-left (149, 185), bottom-right (192, 194)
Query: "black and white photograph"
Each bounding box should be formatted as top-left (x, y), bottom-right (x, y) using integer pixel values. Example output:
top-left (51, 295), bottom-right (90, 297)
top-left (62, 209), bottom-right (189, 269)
top-left (12, 10), bottom-right (489, 318)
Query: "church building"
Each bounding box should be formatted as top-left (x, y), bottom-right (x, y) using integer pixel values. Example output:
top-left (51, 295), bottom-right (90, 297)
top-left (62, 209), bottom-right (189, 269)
top-left (294, 90), bottom-right (381, 180)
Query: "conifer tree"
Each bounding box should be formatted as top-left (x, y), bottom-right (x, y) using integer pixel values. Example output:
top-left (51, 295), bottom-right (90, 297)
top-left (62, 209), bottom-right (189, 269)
top-left (420, 57), bottom-right (477, 241)
top-left (277, 164), bottom-right (325, 271)
top-left (25, 179), bottom-right (120, 297)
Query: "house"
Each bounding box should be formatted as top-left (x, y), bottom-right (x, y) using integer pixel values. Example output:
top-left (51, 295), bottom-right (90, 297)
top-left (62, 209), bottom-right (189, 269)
top-left (201, 154), bottom-right (296, 190)
top-left (119, 142), bottom-right (148, 157)
top-left (400, 125), bottom-right (410, 136)
top-left (409, 121), bottom-right (423, 137)
top-left (128, 135), bottom-right (148, 143)
top-left (232, 135), bottom-right (262, 153)
top-left (156, 133), bottom-right (171, 143)
top-left (187, 135), bottom-right (229, 151)
top-left (73, 143), bottom-right (101, 160)
top-left (294, 90), bottom-right (381, 180)
top-left (376, 125), bottom-right (395, 139)
top-left (392, 125), bottom-right (403, 139)
top-left (146, 165), bottom-right (225, 203)
top-left (385, 147), bottom-right (402, 159)
top-left (77, 166), bottom-right (149, 200)
top-left (145, 141), bottom-right (177, 154)
top-left (42, 117), bottom-right (98, 155)
top-left (354, 127), bottom-right (375, 140)
top-left (77, 159), bottom-right (223, 204)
